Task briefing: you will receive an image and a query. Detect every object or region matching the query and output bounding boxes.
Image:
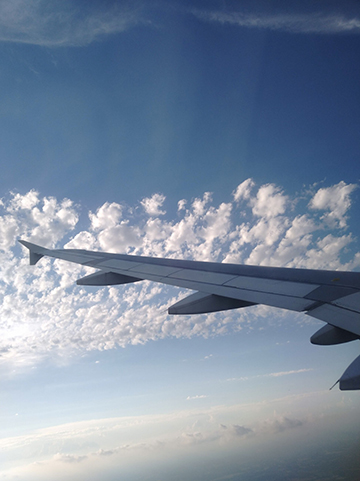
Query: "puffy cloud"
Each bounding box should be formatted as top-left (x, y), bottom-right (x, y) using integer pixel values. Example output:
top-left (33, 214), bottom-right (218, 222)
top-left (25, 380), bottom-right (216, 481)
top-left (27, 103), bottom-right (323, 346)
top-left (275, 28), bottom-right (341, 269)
top-left (251, 184), bottom-right (288, 218)
top-left (0, 181), bottom-right (358, 369)
top-left (89, 202), bottom-right (123, 231)
top-left (54, 453), bottom-right (87, 464)
top-left (0, 191), bottom-right (78, 250)
top-left (141, 193), bottom-right (166, 217)
top-left (257, 415), bottom-right (303, 434)
top-left (65, 231), bottom-right (98, 250)
top-left (309, 181), bottom-right (357, 228)
top-left (303, 233), bottom-right (354, 270)
top-left (98, 224), bottom-right (142, 252)
top-left (192, 192), bottom-right (212, 216)
top-left (233, 178), bottom-right (255, 202)
top-left (220, 423), bottom-right (253, 437)
top-left (8, 189), bottom-right (39, 211)
top-left (178, 199), bottom-right (187, 211)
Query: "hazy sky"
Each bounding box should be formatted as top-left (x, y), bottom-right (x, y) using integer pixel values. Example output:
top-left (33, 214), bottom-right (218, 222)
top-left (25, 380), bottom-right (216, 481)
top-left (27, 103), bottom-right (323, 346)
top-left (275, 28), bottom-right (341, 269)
top-left (1, 1), bottom-right (360, 479)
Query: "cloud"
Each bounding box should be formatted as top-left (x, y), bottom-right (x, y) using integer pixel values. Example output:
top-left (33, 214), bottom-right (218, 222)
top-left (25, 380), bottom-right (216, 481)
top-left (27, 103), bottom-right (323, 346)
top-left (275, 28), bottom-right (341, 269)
top-left (192, 9), bottom-right (360, 35)
top-left (233, 178), bottom-right (255, 202)
top-left (2, 389), bottom-right (358, 478)
top-left (1, 190), bottom-right (78, 250)
top-left (54, 453), bottom-right (88, 463)
top-left (251, 184), bottom-right (288, 219)
top-left (257, 415), bottom-right (303, 434)
top-left (1, 2), bottom-right (359, 51)
top-left (0, 180), bottom-right (359, 369)
top-left (89, 202), bottom-right (123, 231)
top-left (141, 193), bottom-right (166, 217)
top-left (309, 181), bottom-right (357, 228)
top-left (186, 395), bottom-right (207, 400)
top-left (267, 368), bottom-right (313, 377)
top-left (226, 368), bottom-right (313, 382)
top-left (0, 0), bottom-right (143, 47)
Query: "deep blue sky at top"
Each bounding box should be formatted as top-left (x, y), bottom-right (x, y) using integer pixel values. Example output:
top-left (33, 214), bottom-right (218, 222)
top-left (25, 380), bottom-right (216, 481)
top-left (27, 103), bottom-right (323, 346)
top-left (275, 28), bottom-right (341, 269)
top-left (0, 0), bottom-right (360, 214)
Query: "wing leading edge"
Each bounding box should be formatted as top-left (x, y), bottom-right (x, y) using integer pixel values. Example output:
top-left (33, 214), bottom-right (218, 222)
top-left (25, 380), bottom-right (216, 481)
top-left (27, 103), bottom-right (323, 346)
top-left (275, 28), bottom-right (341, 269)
top-left (19, 240), bottom-right (360, 390)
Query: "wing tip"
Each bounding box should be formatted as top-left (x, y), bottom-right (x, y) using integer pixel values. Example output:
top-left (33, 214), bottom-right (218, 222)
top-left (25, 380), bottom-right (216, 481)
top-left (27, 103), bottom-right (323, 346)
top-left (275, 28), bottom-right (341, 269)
top-left (18, 239), bottom-right (45, 265)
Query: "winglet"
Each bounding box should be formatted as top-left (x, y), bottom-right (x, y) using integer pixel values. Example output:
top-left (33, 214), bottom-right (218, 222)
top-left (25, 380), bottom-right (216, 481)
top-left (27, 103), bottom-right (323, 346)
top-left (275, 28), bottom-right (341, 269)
top-left (18, 239), bottom-right (48, 266)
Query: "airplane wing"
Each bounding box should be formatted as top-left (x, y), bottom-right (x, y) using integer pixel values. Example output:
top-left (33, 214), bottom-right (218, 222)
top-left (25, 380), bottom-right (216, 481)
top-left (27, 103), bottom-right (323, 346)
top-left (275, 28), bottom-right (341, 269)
top-left (19, 240), bottom-right (360, 390)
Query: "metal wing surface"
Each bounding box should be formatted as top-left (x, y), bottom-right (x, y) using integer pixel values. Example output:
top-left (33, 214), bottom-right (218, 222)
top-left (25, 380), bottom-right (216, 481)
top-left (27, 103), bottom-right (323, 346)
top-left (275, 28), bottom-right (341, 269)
top-left (19, 240), bottom-right (360, 390)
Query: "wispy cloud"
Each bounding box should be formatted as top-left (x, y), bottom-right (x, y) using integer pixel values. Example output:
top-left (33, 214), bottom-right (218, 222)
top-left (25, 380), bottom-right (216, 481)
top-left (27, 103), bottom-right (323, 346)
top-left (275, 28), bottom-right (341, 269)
top-left (186, 394), bottom-right (207, 400)
top-left (227, 368), bottom-right (313, 382)
top-left (192, 9), bottom-right (360, 35)
top-left (268, 368), bottom-right (313, 377)
top-left (0, 0), bottom-right (144, 47)
top-left (1, 2), bottom-right (359, 49)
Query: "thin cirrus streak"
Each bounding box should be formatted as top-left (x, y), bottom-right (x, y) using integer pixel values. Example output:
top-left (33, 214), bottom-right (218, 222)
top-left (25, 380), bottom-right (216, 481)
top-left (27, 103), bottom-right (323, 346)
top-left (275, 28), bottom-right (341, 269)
top-left (191, 9), bottom-right (360, 35)
top-left (226, 368), bottom-right (313, 382)
top-left (0, 0), bottom-right (143, 47)
top-left (1, 1), bottom-right (359, 50)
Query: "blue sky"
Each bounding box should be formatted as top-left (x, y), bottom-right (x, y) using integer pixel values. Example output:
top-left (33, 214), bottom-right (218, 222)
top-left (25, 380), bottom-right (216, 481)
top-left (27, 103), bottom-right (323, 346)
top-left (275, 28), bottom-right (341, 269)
top-left (0, 1), bottom-right (360, 479)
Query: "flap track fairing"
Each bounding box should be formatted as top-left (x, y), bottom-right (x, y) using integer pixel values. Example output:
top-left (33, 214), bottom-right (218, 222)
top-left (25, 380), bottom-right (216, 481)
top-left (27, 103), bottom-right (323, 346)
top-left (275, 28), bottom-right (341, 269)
top-left (310, 324), bottom-right (359, 345)
top-left (168, 291), bottom-right (256, 315)
top-left (76, 271), bottom-right (141, 286)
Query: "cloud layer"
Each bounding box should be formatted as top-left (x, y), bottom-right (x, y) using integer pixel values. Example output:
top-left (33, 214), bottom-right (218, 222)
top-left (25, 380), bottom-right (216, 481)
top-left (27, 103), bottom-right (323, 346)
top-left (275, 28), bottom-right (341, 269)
top-left (0, 395), bottom-right (314, 479)
top-left (3, 388), bottom-right (358, 480)
top-left (0, 180), bottom-right (358, 368)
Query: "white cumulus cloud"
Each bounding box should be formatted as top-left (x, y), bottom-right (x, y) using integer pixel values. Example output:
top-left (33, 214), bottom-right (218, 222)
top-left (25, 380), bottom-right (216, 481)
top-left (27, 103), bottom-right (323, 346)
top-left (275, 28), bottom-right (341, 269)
top-left (141, 193), bottom-right (166, 217)
top-left (309, 181), bottom-right (357, 228)
top-left (0, 180), bottom-right (358, 369)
